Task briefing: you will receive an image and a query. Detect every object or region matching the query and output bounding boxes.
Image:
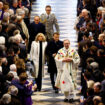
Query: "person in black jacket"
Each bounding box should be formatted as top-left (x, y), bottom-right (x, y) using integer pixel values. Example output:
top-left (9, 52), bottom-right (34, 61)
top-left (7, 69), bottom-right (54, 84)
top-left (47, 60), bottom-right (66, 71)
top-left (28, 16), bottom-right (45, 52)
top-left (45, 32), bottom-right (63, 93)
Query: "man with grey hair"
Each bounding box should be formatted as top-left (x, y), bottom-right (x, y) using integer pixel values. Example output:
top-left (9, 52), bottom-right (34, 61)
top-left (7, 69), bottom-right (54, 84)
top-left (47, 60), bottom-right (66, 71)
top-left (10, 0), bottom-right (18, 14)
top-left (55, 39), bottom-right (80, 102)
top-left (0, 93), bottom-right (11, 104)
top-left (16, 9), bottom-right (29, 48)
top-left (8, 85), bottom-right (22, 105)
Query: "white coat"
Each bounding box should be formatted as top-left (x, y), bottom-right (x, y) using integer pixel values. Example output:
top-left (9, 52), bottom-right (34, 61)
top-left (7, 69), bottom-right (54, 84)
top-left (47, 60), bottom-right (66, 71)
top-left (30, 41), bottom-right (47, 78)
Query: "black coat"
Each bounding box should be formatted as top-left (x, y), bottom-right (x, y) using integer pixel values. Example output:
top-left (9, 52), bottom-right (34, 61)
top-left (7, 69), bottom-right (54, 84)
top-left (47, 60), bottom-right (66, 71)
top-left (46, 40), bottom-right (63, 73)
top-left (28, 22), bottom-right (45, 52)
top-left (29, 22), bottom-right (45, 41)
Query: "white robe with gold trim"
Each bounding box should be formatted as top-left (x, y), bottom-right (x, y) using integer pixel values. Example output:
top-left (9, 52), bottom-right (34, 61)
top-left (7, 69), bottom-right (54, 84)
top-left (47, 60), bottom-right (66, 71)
top-left (55, 47), bottom-right (80, 93)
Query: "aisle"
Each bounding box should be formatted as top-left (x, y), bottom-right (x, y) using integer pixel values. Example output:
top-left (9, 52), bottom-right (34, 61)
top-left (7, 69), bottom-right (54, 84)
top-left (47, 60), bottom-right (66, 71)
top-left (30, 0), bottom-right (81, 104)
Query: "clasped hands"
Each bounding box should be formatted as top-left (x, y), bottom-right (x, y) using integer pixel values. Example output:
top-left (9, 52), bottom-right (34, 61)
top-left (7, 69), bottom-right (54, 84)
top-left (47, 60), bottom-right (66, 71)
top-left (62, 58), bottom-right (73, 62)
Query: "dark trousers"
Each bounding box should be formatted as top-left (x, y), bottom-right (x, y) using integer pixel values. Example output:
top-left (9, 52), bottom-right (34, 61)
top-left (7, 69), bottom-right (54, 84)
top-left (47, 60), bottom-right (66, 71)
top-left (50, 72), bottom-right (57, 90)
top-left (36, 41), bottom-right (42, 91)
top-left (35, 70), bottom-right (42, 91)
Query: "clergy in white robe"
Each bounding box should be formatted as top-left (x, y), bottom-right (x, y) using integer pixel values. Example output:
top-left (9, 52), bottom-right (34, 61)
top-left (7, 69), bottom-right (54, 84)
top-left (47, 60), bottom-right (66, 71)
top-left (55, 39), bottom-right (80, 101)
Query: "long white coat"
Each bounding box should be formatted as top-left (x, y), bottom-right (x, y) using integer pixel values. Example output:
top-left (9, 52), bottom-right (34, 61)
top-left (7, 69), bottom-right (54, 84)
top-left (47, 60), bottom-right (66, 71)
top-left (30, 41), bottom-right (47, 78)
top-left (55, 47), bottom-right (80, 93)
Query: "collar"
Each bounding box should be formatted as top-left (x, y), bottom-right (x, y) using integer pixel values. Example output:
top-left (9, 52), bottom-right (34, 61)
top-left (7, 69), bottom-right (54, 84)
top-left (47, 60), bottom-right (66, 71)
top-left (63, 47), bottom-right (71, 52)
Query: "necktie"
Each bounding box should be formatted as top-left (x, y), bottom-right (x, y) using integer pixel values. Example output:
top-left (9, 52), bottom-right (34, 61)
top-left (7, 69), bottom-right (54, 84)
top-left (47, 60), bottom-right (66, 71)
top-left (47, 15), bottom-right (49, 19)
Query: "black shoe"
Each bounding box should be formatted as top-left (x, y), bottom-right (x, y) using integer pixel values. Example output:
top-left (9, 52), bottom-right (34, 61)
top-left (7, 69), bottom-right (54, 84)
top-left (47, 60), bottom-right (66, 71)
top-left (69, 98), bottom-right (74, 103)
top-left (64, 98), bottom-right (68, 102)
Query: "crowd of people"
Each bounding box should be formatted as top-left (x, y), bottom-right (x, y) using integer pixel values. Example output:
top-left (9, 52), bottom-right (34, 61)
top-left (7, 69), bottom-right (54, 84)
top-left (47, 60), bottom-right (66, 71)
top-left (76, 0), bottom-right (105, 105)
top-left (0, 0), bottom-right (105, 105)
top-left (0, 0), bottom-right (61, 105)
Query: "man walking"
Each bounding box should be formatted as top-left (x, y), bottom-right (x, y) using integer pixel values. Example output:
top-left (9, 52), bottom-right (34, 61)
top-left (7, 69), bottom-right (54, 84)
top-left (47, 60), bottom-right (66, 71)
top-left (40, 5), bottom-right (59, 41)
top-left (55, 39), bottom-right (80, 102)
top-left (29, 16), bottom-right (45, 52)
top-left (46, 32), bottom-right (63, 93)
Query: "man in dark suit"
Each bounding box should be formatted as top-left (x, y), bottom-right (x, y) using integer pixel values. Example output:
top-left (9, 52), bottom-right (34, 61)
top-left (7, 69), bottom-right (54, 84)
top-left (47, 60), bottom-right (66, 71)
top-left (28, 16), bottom-right (45, 52)
top-left (46, 32), bottom-right (63, 93)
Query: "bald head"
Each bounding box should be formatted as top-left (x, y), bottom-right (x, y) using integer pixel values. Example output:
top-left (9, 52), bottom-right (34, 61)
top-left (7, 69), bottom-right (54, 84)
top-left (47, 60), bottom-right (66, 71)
top-left (0, 2), bottom-right (3, 9)
top-left (34, 16), bottom-right (40, 24)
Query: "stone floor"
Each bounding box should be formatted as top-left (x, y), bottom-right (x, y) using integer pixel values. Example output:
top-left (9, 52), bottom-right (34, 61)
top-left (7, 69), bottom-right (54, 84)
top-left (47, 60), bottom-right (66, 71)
top-left (30, 0), bottom-right (81, 105)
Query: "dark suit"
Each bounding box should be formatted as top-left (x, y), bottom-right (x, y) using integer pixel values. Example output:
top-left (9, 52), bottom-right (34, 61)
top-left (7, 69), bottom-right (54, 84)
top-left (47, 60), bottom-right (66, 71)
top-left (46, 40), bottom-right (63, 90)
top-left (28, 22), bottom-right (45, 52)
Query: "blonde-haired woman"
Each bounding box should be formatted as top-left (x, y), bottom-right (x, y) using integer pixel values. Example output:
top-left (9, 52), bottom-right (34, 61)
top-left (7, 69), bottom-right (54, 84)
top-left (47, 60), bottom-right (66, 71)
top-left (30, 33), bottom-right (47, 91)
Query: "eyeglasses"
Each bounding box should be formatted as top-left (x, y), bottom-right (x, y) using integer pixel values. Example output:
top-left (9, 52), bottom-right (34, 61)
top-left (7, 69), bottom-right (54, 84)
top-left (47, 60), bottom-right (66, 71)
top-left (46, 10), bottom-right (51, 11)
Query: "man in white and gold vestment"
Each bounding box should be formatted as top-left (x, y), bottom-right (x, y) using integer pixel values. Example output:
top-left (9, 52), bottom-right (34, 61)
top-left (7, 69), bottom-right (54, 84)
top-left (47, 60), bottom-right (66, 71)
top-left (55, 39), bottom-right (80, 102)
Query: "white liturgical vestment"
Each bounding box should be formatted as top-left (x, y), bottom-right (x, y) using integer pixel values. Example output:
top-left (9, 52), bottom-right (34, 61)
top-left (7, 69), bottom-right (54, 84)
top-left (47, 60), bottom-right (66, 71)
top-left (55, 47), bottom-right (80, 93)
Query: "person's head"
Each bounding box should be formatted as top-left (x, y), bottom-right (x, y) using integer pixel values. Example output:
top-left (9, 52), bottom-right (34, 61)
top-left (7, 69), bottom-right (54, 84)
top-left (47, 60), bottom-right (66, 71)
top-left (45, 5), bottom-right (51, 15)
top-left (90, 46), bottom-right (98, 55)
top-left (83, 0), bottom-right (90, 6)
top-left (0, 36), bottom-right (5, 45)
top-left (8, 85), bottom-right (18, 96)
top-left (6, 73), bottom-right (14, 81)
top-left (15, 58), bottom-right (25, 70)
top-left (93, 96), bottom-right (102, 105)
top-left (3, 4), bottom-right (9, 12)
top-left (8, 9), bottom-right (14, 16)
top-left (17, 9), bottom-right (25, 19)
top-left (86, 57), bottom-right (94, 65)
top-left (90, 62), bottom-right (99, 70)
top-left (84, 71), bottom-right (91, 81)
top-left (1, 93), bottom-right (11, 104)
top-left (102, 0), bottom-right (105, 7)
top-left (81, 9), bottom-right (89, 18)
top-left (94, 82), bottom-right (101, 93)
top-left (63, 39), bottom-right (70, 49)
top-left (0, 2), bottom-right (3, 9)
top-left (1, 24), bottom-right (8, 32)
top-left (10, 15), bottom-right (17, 23)
top-left (10, 64), bottom-right (17, 72)
top-left (98, 34), bottom-right (105, 42)
top-left (53, 32), bottom-right (59, 42)
top-left (87, 88), bottom-right (94, 96)
top-left (97, 7), bottom-right (104, 15)
top-left (19, 72), bottom-right (27, 84)
top-left (12, 0), bottom-right (18, 8)
top-left (34, 16), bottom-right (40, 24)
top-left (35, 33), bottom-right (46, 42)
top-left (7, 48), bottom-right (14, 56)
top-left (97, 49), bottom-right (104, 57)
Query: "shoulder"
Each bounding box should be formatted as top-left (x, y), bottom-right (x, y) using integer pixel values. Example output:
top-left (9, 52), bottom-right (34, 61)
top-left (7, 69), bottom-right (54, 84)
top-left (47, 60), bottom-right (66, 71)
top-left (58, 47), bottom-right (64, 52)
top-left (51, 13), bottom-right (55, 16)
top-left (40, 13), bottom-right (46, 17)
top-left (44, 41), bottom-right (47, 45)
top-left (70, 48), bottom-right (77, 52)
top-left (32, 41), bottom-right (38, 46)
top-left (58, 40), bottom-right (63, 44)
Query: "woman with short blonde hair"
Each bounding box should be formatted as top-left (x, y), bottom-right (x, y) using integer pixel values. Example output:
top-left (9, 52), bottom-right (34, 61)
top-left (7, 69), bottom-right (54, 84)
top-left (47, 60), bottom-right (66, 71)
top-left (35, 33), bottom-right (46, 42)
top-left (30, 33), bottom-right (47, 91)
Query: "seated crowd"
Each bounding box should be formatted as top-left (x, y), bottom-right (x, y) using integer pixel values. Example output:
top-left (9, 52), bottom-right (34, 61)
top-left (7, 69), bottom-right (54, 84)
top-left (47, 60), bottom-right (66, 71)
top-left (76, 0), bottom-right (105, 105)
